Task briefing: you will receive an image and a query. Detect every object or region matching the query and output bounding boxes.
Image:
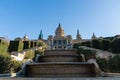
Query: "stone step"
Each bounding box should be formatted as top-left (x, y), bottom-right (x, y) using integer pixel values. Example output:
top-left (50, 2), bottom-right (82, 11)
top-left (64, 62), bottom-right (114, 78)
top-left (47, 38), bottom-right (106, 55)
top-left (44, 50), bottom-right (77, 56)
top-left (25, 62), bottom-right (97, 77)
top-left (38, 55), bottom-right (83, 62)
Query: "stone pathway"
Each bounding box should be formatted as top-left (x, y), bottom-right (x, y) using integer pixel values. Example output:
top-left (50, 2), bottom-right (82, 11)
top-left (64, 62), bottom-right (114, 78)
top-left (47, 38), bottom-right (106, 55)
top-left (0, 77), bottom-right (120, 80)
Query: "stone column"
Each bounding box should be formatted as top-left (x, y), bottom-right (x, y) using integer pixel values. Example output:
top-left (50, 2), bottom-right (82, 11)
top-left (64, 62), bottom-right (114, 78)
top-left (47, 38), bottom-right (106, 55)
top-left (65, 40), bottom-right (67, 49)
top-left (57, 40), bottom-right (58, 48)
top-left (62, 40), bottom-right (64, 49)
top-left (48, 40), bottom-right (50, 49)
top-left (51, 39), bottom-right (53, 48)
top-left (51, 39), bottom-right (53, 49)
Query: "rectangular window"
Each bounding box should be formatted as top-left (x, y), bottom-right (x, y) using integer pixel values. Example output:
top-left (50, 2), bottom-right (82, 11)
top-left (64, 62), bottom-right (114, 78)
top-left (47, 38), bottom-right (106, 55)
top-left (63, 40), bottom-right (66, 44)
top-left (59, 40), bottom-right (61, 45)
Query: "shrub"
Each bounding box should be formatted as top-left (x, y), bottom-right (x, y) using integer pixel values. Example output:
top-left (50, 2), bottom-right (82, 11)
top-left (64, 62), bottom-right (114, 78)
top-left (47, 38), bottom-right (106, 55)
top-left (77, 47), bottom-right (96, 60)
top-left (32, 49), bottom-right (44, 61)
top-left (73, 43), bottom-right (81, 49)
top-left (109, 55), bottom-right (120, 72)
top-left (0, 52), bottom-right (23, 73)
top-left (0, 53), bottom-right (11, 73)
top-left (24, 50), bottom-right (35, 59)
top-left (97, 55), bottom-right (120, 72)
top-left (37, 40), bottom-right (46, 48)
top-left (92, 39), bottom-right (101, 49)
top-left (35, 49), bottom-right (44, 56)
top-left (96, 58), bottom-right (109, 72)
top-left (101, 39), bottom-right (111, 51)
top-left (11, 61), bottom-right (23, 73)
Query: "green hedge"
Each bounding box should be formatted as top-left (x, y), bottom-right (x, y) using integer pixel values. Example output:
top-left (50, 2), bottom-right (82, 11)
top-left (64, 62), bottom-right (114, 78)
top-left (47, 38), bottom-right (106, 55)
top-left (30, 41), bottom-right (34, 48)
top-left (8, 41), bottom-right (23, 52)
top-left (0, 40), bottom-right (9, 53)
top-left (23, 41), bottom-right (30, 49)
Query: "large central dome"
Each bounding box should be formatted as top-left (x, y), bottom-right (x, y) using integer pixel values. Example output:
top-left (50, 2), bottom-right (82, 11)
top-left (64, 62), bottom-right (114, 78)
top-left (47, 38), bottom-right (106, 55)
top-left (55, 24), bottom-right (65, 37)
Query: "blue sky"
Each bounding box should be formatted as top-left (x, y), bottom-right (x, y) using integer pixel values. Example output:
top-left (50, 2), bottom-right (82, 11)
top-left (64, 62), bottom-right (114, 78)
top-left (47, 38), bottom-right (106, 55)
top-left (0, 0), bottom-right (120, 40)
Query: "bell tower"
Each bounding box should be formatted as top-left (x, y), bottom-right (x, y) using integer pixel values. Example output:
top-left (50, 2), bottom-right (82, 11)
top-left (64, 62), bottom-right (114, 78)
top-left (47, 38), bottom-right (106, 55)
top-left (76, 29), bottom-right (82, 40)
top-left (38, 30), bottom-right (43, 40)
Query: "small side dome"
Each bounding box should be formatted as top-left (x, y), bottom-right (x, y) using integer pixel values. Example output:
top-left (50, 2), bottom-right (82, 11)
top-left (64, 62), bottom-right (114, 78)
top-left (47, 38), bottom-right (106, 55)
top-left (48, 35), bottom-right (53, 40)
top-left (23, 34), bottom-right (29, 40)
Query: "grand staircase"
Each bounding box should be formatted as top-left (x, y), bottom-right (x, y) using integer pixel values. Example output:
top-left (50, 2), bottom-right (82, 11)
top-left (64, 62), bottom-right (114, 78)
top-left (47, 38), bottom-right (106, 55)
top-left (25, 50), bottom-right (97, 77)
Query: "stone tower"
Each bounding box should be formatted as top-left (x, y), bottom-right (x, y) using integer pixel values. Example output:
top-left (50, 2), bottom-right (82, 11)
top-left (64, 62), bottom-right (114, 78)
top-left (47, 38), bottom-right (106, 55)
top-left (38, 30), bottom-right (43, 40)
top-left (92, 33), bottom-right (97, 40)
top-left (76, 29), bottom-right (82, 40)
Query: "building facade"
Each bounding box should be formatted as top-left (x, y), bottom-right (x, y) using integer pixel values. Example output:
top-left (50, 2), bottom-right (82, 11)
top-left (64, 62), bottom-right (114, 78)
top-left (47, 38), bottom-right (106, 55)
top-left (21, 24), bottom-right (97, 50)
top-left (47, 24), bottom-right (72, 49)
top-left (47, 24), bottom-right (82, 50)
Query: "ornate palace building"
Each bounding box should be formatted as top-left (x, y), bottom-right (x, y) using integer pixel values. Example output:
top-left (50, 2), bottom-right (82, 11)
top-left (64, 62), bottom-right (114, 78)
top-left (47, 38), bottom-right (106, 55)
top-left (22, 23), bottom-right (97, 50)
top-left (46, 24), bottom-right (82, 50)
